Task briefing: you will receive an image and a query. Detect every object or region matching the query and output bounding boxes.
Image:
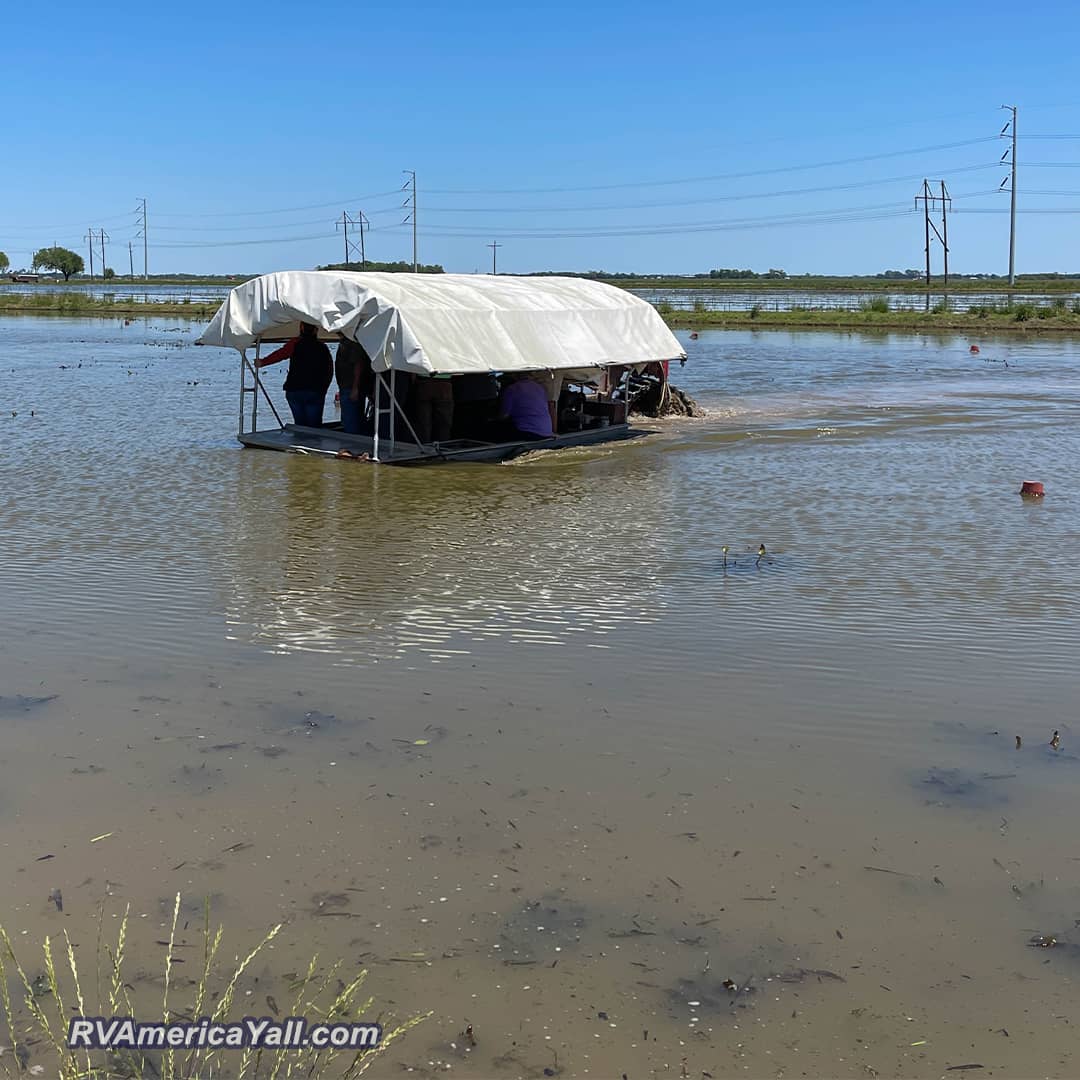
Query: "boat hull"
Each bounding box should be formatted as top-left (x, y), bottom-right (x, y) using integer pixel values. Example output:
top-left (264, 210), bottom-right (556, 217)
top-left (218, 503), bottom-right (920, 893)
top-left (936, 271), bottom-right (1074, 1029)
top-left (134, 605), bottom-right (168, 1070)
top-left (237, 422), bottom-right (648, 464)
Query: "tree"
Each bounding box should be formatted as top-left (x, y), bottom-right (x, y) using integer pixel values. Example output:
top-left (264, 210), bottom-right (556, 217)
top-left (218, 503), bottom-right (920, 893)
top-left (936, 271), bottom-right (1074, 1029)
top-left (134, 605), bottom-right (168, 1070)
top-left (103, 267), bottom-right (116, 280)
top-left (32, 246), bottom-right (84, 281)
top-left (318, 259), bottom-right (444, 274)
top-left (0, 251), bottom-right (9, 273)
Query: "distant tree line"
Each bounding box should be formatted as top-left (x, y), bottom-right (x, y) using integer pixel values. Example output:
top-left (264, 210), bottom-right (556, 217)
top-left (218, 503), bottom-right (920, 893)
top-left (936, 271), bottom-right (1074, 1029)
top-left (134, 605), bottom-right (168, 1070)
top-left (699, 268), bottom-right (789, 280)
top-left (319, 260), bottom-right (444, 274)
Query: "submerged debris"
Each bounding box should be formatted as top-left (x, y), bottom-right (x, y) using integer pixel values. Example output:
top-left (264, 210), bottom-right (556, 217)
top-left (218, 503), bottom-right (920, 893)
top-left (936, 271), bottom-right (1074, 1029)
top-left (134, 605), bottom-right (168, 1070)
top-left (0, 694), bottom-right (58, 715)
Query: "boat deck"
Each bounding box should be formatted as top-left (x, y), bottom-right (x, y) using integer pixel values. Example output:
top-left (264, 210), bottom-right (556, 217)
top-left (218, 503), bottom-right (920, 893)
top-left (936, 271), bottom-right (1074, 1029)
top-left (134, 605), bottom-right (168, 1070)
top-left (239, 422), bottom-right (647, 464)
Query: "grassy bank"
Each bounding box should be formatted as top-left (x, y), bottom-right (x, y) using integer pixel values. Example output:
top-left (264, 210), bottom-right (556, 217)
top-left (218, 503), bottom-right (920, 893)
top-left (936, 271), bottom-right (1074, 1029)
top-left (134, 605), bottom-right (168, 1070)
top-left (662, 298), bottom-right (1080, 334)
top-left (0, 291), bottom-right (219, 319)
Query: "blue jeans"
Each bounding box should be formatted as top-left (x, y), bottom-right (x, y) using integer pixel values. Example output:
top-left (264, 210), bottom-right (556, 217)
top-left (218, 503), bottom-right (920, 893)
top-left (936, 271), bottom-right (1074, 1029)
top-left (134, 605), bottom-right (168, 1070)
top-left (286, 390), bottom-right (325, 428)
top-left (340, 393), bottom-right (364, 434)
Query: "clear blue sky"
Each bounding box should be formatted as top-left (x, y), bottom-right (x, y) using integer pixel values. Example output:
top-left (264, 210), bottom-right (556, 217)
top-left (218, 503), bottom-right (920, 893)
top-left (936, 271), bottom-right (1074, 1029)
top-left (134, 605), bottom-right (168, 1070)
top-left (2, 0), bottom-right (1078, 276)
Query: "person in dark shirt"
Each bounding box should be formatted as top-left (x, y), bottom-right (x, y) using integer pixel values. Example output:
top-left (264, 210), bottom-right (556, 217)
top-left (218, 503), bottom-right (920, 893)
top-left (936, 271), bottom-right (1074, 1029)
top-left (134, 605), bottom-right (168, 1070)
top-left (410, 375), bottom-right (455, 444)
top-left (335, 336), bottom-right (373, 435)
top-left (452, 372), bottom-right (499, 438)
top-left (257, 322), bottom-right (333, 427)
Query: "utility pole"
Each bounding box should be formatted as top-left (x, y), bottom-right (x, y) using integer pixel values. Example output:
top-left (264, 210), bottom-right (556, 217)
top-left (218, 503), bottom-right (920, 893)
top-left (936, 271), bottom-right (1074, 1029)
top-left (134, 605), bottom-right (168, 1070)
top-left (913, 180), bottom-right (949, 287)
top-left (1000, 105), bottom-right (1018, 285)
top-left (339, 210), bottom-right (350, 266)
top-left (85, 229), bottom-right (96, 281)
top-left (128, 241), bottom-right (134, 279)
top-left (921, 180), bottom-right (930, 287)
top-left (487, 241), bottom-right (502, 275)
top-left (940, 181), bottom-right (950, 286)
top-left (100, 230), bottom-right (109, 279)
top-left (402, 170), bottom-right (417, 272)
top-left (359, 212), bottom-right (368, 270)
top-left (135, 198), bottom-right (148, 279)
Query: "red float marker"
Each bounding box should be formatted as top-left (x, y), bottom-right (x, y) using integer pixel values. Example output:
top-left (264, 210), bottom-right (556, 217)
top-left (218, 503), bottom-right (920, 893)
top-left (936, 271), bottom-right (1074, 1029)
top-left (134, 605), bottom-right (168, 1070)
top-left (1019, 481), bottom-right (1045, 497)
top-left (970, 344), bottom-right (980, 354)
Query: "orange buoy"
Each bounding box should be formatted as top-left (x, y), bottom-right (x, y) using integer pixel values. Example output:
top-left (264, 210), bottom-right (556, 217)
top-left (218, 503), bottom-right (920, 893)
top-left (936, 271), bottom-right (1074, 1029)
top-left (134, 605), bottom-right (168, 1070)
top-left (1020, 481), bottom-right (1045, 497)
top-left (969, 345), bottom-right (980, 354)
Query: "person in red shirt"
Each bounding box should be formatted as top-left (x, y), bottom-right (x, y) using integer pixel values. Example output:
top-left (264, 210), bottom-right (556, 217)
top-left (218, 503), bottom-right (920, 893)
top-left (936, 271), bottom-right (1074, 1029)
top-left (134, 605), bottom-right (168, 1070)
top-left (257, 322), bottom-right (333, 428)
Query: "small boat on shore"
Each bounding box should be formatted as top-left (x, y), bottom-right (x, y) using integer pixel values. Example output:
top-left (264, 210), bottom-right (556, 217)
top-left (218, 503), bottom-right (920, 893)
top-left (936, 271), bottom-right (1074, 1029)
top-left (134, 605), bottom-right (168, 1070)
top-left (197, 271), bottom-right (686, 464)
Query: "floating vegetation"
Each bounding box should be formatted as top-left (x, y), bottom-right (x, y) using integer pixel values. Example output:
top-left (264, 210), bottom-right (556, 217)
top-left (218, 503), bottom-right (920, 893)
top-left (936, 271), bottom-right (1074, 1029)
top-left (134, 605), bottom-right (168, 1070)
top-left (495, 894), bottom-right (589, 964)
top-left (919, 766), bottom-right (1012, 808)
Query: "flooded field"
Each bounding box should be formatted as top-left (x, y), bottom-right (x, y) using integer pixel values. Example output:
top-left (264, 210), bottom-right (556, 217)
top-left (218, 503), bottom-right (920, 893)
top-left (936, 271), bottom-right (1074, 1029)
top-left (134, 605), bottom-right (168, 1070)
top-left (627, 287), bottom-right (1080, 313)
top-left (2, 316), bottom-right (1079, 1078)
top-left (6, 281), bottom-right (1076, 314)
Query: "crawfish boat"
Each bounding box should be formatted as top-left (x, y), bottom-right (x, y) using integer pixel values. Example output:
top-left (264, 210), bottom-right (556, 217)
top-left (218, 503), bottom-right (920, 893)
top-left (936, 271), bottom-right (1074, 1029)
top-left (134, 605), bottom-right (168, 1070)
top-left (197, 270), bottom-right (686, 464)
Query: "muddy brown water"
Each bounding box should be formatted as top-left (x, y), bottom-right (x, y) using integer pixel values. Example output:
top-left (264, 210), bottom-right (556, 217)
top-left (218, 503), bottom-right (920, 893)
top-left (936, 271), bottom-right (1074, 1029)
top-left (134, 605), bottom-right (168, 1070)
top-left (2, 317), bottom-right (1080, 1078)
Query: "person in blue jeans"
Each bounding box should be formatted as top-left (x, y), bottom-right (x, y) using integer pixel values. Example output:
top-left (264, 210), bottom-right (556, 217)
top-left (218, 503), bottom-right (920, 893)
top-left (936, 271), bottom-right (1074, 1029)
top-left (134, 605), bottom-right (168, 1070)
top-left (335, 336), bottom-right (373, 435)
top-left (257, 322), bottom-right (333, 427)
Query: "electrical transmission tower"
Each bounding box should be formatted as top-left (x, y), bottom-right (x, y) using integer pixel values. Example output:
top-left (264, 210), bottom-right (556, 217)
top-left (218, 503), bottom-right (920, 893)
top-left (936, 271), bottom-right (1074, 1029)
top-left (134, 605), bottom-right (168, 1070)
top-left (487, 241), bottom-right (502, 275)
top-left (402, 170), bottom-right (417, 272)
top-left (134, 198), bottom-right (148, 279)
top-left (83, 229), bottom-right (109, 280)
top-left (336, 211), bottom-right (369, 269)
top-left (1000, 105), bottom-right (1018, 285)
top-left (85, 229), bottom-right (97, 281)
top-left (914, 180), bottom-right (951, 287)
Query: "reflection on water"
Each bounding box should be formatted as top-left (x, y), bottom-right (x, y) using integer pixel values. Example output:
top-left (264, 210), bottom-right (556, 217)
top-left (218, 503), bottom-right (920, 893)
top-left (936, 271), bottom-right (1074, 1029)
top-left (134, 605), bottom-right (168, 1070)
top-left (3, 317), bottom-right (1080, 1077)
top-left (228, 453), bottom-right (668, 660)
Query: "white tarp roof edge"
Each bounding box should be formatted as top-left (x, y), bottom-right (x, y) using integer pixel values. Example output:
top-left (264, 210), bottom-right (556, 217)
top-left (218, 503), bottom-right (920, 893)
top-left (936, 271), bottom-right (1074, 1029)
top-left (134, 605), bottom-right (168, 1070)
top-left (197, 271), bottom-right (686, 374)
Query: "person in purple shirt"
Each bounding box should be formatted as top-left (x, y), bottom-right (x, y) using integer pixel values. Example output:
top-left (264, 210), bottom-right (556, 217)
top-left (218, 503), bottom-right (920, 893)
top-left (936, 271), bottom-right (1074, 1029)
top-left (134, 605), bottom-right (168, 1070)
top-left (495, 374), bottom-right (554, 441)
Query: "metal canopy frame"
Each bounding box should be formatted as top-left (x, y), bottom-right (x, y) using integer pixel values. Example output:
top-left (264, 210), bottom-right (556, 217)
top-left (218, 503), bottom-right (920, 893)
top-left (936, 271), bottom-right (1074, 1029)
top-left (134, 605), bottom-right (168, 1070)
top-left (238, 338), bottom-right (285, 436)
top-left (236, 337), bottom-right (639, 462)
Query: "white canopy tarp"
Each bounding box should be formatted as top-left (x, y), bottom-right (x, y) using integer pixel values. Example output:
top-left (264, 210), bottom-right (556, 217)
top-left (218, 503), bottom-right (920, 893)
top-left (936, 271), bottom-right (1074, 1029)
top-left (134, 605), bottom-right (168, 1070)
top-left (197, 271), bottom-right (685, 375)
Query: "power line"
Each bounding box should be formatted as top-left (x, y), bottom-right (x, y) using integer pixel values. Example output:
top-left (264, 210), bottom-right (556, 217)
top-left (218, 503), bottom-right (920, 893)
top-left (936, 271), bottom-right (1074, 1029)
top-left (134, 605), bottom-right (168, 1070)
top-left (395, 205), bottom-right (921, 240)
top-left (369, 163), bottom-right (1001, 215)
top-left (150, 189), bottom-right (407, 219)
top-left (424, 137), bottom-right (1001, 194)
top-left (71, 161), bottom-right (1002, 240)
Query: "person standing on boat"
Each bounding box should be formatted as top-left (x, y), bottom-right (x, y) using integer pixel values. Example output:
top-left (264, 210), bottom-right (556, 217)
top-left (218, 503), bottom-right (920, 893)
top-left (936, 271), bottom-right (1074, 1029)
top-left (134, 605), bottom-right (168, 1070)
top-left (411, 374), bottom-right (454, 444)
top-left (335, 335), bottom-right (373, 435)
top-left (256, 322), bottom-right (333, 428)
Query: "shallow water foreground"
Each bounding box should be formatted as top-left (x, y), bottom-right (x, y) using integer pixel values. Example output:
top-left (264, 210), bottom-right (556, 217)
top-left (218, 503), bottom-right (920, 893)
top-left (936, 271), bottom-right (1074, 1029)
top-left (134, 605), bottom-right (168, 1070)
top-left (2, 317), bottom-right (1080, 1078)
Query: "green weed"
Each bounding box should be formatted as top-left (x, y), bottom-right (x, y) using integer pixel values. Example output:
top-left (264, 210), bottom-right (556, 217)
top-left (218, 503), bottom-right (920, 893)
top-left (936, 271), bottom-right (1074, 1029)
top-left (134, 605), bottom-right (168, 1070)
top-left (0, 895), bottom-right (427, 1079)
